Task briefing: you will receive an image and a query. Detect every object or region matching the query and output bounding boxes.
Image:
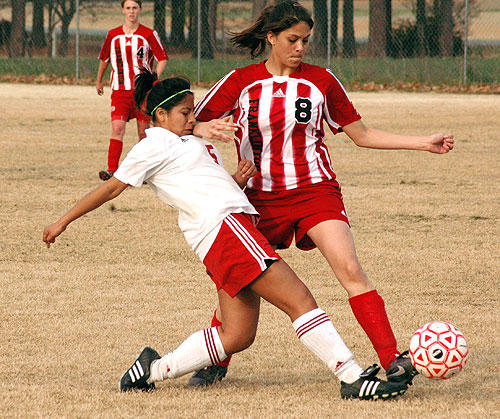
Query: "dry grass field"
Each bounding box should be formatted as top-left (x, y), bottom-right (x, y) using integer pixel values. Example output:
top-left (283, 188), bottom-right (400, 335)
top-left (1, 83), bottom-right (499, 418)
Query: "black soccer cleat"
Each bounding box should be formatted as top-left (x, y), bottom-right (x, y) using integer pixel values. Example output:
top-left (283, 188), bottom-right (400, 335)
top-left (99, 170), bottom-right (114, 181)
top-left (120, 347), bottom-right (161, 392)
top-left (386, 350), bottom-right (419, 385)
top-left (188, 365), bottom-right (228, 387)
top-left (341, 364), bottom-right (408, 401)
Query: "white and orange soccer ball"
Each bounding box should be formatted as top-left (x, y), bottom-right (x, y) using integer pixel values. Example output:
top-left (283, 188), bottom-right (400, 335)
top-left (409, 321), bottom-right (469, 379)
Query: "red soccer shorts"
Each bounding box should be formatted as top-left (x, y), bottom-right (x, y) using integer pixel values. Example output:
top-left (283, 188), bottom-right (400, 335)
top-left (110, 89), bottom-right (151, 123)
top-left (245, 180), bottom-right (350, 251)
top-left (203, 213), bottom-right (281, 297)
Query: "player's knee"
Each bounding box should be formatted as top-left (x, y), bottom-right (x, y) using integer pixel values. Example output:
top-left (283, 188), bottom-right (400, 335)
top-left (286, 289), bottom-right (318, 319)
top-left (112, 125), bottom-right (126, 138)
top-left (341, 260), bottom-right (366, 282)
top-left (222, 330), bottom-right (256, 354)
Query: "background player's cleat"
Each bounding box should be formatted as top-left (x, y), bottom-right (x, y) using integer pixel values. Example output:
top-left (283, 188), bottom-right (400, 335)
top-left (99, 170), bottom-right (114, 181)
top-left (386, 350), bottom-right (419, 385)
top-left (188, 365), bottom-right (227, 387)
top-left (120, 347), bottom-right (161, 392)
top-left (340, 364), bottom-right (408, 400)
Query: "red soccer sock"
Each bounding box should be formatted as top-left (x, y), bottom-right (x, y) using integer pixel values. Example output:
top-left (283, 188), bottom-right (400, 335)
top-left (349, 290), bottom-right (399, 370)
top-left (211, 309), bottom-right (232, 368)
top-left (107, 138), bottom-right (123, 172)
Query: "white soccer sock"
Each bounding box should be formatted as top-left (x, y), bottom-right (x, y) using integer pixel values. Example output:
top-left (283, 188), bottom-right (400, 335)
top-left (293, 308), bottom-right (364, 384)
top-left (148, 327), bottom-right (227, 382)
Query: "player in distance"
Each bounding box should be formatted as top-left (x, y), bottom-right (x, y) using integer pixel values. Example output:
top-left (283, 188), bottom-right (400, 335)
top-left (96, 0), bottom-right (168, 181)
top-left (42, 71), bottom-right (408, 401)
top-left (191, 0), bottom-right (454, 387)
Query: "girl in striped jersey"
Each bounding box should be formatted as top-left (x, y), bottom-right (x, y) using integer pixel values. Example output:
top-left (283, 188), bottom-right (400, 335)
top-left (192, 0), bottom-right (454, 386)
top-left (96, 0), bottom-right (168, 182)
top-left (42, 71), bottom-right (407, 400)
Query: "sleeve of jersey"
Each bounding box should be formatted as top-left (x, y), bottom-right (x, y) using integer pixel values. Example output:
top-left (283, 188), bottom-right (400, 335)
top-left (98, 32), bottom-right (111, 61)
top-left (323, 71), bottom-right (361, 134)
top-left (194, 71), bottom-right (240, 122)
top-left (113, 141), bottom-right (166, 187)
top-left (149, 30), bottom-right (168, 61)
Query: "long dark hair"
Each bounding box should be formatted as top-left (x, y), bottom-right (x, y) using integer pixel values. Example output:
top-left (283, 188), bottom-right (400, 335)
top-left (134, 68), bottom-right (192, 121)
top-left (230, 1), bottom-right (313, 58)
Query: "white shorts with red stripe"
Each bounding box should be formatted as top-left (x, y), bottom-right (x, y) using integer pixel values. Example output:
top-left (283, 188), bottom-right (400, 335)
top-left (203, 213), bottom-right (281, 297)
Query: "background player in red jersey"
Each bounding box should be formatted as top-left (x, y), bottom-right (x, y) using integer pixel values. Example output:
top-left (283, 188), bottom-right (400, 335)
top-left (95, 0), bottom-right (168, 181)
top-left (191, 0), bottom-right (454, 387)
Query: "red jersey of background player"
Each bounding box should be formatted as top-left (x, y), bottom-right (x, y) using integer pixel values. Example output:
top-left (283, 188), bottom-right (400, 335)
top-left (194, 60), bottom-right (361, 192)
top-left (99, 24), bottom-right (167, 91)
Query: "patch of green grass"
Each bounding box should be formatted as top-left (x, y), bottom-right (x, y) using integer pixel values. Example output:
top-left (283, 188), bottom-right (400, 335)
top-left (1, 55), bottom-right (498, 86)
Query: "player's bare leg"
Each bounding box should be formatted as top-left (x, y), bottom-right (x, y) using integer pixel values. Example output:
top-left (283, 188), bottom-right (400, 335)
top-left (308, 220), bottom-right (417, 384)
top-left (137, 119), bottom-right (149, 141)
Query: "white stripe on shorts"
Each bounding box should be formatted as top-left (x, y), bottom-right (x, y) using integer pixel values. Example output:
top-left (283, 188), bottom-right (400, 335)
top-left (225, 214), bottom-right (269, 261)
top-left (224, 214), bottom-right (270, 270)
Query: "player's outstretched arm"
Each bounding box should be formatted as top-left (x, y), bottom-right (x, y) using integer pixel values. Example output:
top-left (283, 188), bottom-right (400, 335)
top-left (343, 120), bottom-right (454, 154)
top-left (193, 116), bottom-right (237, 143)
top-left (43, 178), bottom-right (128, 248)
top-left (232, 159), bottom-right (257, 189)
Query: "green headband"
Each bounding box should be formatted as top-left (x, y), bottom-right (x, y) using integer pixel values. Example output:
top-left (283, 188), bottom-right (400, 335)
top-left (151, 89), bottom-right (192, 116)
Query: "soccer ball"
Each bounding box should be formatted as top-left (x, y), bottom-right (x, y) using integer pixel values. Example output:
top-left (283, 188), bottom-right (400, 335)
top-left (409, 321), bottom-right (469, 379)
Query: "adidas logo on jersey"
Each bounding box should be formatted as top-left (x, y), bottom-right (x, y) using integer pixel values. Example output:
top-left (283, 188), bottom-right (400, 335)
top-left (273, 88), bottom-right (285, 98)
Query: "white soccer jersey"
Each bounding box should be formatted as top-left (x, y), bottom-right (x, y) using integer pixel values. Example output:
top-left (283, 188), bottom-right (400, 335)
top-left (194, 61), bottom-right (361, 192)
top-left (113, 127), bottom-right (258, 260)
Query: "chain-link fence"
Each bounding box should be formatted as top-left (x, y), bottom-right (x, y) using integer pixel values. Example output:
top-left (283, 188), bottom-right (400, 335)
top-left (0, 0), bottom-right (498, 87)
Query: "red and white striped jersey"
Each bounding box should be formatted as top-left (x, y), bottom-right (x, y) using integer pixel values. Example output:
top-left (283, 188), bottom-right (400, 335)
top-left (194, 61), bottom-right (361, 192)
top-left (99, 24), bottom-right (168, 91)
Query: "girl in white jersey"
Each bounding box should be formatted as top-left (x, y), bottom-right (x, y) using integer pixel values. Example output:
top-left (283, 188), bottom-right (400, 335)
top-left (42, 70), bottom-right (408, 400)
top-left (192, 0), bottom-right (454, 387)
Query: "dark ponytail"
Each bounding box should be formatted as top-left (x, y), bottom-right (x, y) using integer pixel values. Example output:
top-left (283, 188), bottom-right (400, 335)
top-left (230, 1), bottom-right (313, 58)
top-left (134, 68), bottom-right (192, 121)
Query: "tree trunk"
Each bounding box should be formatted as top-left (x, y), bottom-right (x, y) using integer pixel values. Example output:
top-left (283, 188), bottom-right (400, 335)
top-left (171, 0), bottom-right (186, 48)
top-left (200, 0), bottom-right (213, 58)
top-left (187, 0), bottom-right (197, 52)
top-left (57, 0), bottom-right (75, 57)
top-left (331, 0), bottom-right (339, 56)
top-left (385, 0), bottom-right (392, 56)
top-left (9, 0), bottom-right (26, 57)
top-left (342, 0), bottom-right (356, 57)
top-left (32, 0), bottom-right (46, 48)
top-left (439, 0), bottom-right (454, 56)
top-left (252, 0), bottom-right (267, 18)
top-left (368, 0), bottom-right (386, 57)
top-left (312, 0), bottom-right (327, 57)
top-left (59, 16), bottom-right (70, 56)
top-left (154, 0), bottom-right (167, 47)
top-left (415, 0), bottom-right (426, 56)
top-left (208, 0), bottom-right (217, 53)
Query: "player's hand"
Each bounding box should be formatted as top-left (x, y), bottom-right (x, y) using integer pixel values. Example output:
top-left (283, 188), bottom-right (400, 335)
top-left (426, 133), bottom-right (454, 154)
top-left (233, 159), bottom-right (257, 188)
top-left (237, 159), bottom-right (257, 180)
top-left (43, 221), bottom-right (67, 248)
top-left (96, 81), bottom-right (104, 96)
top-left (193, 117), bottom-right (237, 143)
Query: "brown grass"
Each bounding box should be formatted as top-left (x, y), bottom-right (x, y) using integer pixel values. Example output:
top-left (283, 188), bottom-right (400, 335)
top-left (1, 84), bottom-right (499, 417)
